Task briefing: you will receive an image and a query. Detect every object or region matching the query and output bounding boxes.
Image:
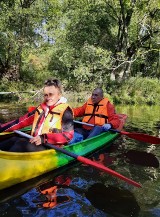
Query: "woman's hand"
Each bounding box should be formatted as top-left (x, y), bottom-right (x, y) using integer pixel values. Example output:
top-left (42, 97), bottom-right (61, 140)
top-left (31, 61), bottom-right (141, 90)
top-left (30, 136), bottom-right (42, 146)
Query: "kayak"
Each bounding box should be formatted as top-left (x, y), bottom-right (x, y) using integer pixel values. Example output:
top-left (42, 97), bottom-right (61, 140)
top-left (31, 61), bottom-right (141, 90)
top-left (0, 114), bottom-right (127, 190)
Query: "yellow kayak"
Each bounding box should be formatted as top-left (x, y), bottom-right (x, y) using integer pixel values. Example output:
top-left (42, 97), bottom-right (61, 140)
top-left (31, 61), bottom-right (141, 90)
top-left (0, 114), bottom-right (127, 190)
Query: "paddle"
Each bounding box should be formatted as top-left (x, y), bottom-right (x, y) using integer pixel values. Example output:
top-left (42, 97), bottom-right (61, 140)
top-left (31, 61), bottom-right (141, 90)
top-left (73, 120), bottom-right (160, 144)
top-left (14, 130), bottom-right (141, 188)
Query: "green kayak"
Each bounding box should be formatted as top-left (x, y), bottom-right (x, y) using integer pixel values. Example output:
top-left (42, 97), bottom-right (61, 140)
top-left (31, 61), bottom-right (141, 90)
top-left (0, 114), bottom-right (127, 190)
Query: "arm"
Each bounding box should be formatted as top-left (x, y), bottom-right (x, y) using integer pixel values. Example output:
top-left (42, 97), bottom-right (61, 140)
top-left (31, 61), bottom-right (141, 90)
top-left (72, 102), bottom-right (87, 117)
top-left (0, 109), bottom-right (36, 132)
top-left (107, 102), bottom-right (121, 129)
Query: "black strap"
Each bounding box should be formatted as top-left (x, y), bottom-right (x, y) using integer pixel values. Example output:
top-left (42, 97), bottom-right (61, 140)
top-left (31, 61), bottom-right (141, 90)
top-left (49, 128), bottom-right (62, 133)
top-left (33, 111), bottom-right (45, 136)
top-left (84, 113), bottom-right (108, 119)
top-left (62, 133), bottom-right (70, 142)
top-left (50, 111), bottom-right (61, 115)
top-left (49, 111), bottom-right (61, 122)
top-left (36, 108), bottom-right (41, 115)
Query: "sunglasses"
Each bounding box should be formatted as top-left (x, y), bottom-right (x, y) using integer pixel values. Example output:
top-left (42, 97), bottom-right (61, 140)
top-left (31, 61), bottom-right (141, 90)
top-left (44, 79), bottom-right (61, 87)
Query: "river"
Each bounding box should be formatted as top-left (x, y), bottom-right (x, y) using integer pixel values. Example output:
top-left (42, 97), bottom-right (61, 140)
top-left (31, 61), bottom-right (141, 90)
top-left (0, 104), bottom-right (159, 217)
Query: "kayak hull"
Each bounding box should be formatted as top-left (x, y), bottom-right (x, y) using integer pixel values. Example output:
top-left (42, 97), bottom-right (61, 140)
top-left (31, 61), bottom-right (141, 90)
top-left (0, 114), bottom-right (127, 190)
top-left (0, 131), bottom-right (119, 190)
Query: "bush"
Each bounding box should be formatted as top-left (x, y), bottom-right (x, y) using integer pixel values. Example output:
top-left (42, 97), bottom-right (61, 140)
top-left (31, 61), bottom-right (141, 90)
top-left (112, 77), bottom-right (160, 105)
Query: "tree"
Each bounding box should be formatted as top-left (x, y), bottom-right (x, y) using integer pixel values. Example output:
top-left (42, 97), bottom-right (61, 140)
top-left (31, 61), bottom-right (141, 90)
top-left (0, 0), bottom-right (62, 81)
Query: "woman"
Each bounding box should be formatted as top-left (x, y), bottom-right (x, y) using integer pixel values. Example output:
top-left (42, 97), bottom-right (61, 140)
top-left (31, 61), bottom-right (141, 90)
top-left (0, 79), bottom-right (74, 152)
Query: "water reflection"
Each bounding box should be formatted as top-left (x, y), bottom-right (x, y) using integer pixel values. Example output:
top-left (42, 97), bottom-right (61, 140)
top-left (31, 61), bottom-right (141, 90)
top-left (0, 105), bottom-right (27, 123)
top-left (0, 104), bottom-right (160, 217)
top-left (86, 183), bottom-right (140, 217)
top-left (6, 174), bottom-right (140, 216)
top-left (116, 105), bottom-right (160, 137)
top-left (33, 177), bottom-right (140, 217)
top-left (34, 176), bottom-right (72, 208)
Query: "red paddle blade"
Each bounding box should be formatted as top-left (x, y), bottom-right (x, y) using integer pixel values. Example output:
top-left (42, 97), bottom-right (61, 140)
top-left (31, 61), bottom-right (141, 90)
top-left (77, 156), bottom-right (141, 188)
top-left (120, 131), bottom-right (160, 144)
top-left (28, 106), bottom-right (36, 112)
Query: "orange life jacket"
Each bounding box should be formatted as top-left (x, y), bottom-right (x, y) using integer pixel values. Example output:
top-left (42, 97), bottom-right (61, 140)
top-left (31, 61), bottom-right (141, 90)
top-left (82, 98), bottom-right (109, 127)
top-left (31, 103), bottom-right (71, 136)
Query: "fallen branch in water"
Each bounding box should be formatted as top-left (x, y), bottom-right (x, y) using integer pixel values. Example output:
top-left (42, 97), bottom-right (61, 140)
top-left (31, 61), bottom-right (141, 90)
top-left (0, 91), bottom-right (36, 95)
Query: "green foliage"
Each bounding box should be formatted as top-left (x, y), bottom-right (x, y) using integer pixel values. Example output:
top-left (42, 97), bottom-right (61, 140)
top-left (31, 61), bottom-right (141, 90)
top-left (0, 0), bottom-right (159, 105)
top-left (0, 78), bottom-right (34, 92)
top-left (0, 77), bottom-right (37, 102)
top-left (113, 77), bottom-right (160, 105)
top-left (65, 0), bottom-right (117, 50)
top-left (68, 43), bottom-right (112, 90)
top-left (21, 48), bottom-right (54, 86)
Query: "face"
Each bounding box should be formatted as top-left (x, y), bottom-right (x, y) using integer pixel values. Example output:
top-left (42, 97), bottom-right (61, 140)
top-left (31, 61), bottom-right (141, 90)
top-left (91, 89), bottom-right (103, 104)
top-left (43, 86), bottom-right (61, 106)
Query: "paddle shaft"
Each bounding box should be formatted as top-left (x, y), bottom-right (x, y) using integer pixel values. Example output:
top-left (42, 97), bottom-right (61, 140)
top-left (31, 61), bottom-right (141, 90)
top-left (14, 130), bottom-right (141, 188)
top-left (74, 121), bottom-right (159, 168)
top-left (73, 120), bottom-right (160, 144)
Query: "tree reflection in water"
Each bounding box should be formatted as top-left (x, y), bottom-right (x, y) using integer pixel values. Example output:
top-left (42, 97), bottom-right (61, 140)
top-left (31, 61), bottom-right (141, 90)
top-left (0, 105), bottom-right (159, 216)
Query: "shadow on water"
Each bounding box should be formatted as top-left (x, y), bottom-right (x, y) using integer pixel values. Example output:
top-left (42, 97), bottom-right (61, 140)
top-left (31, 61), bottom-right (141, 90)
top-left (85, 183), bottom-right (140, 217)
top-left (0, 104), bottom-right (160, 217)
top-left (0, 173), bottom-right (140, 217)
top-left (34, 179), bottom-right (140, 217)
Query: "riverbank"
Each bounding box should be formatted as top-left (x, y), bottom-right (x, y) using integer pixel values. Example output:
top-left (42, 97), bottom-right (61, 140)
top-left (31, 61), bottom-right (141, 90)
top-left (0, 77), bottom-right (160, 105)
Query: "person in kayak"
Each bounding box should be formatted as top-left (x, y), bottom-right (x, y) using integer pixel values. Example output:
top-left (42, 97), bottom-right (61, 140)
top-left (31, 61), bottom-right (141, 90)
top-left (0, 79), bottom-right (74, 152)
top-left (70, 87), bottom-right (120, 143)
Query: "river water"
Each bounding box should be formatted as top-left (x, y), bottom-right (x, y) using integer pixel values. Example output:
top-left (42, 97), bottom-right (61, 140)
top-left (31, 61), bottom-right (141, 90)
top-left (0, 104), bottom-right (159, 217)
